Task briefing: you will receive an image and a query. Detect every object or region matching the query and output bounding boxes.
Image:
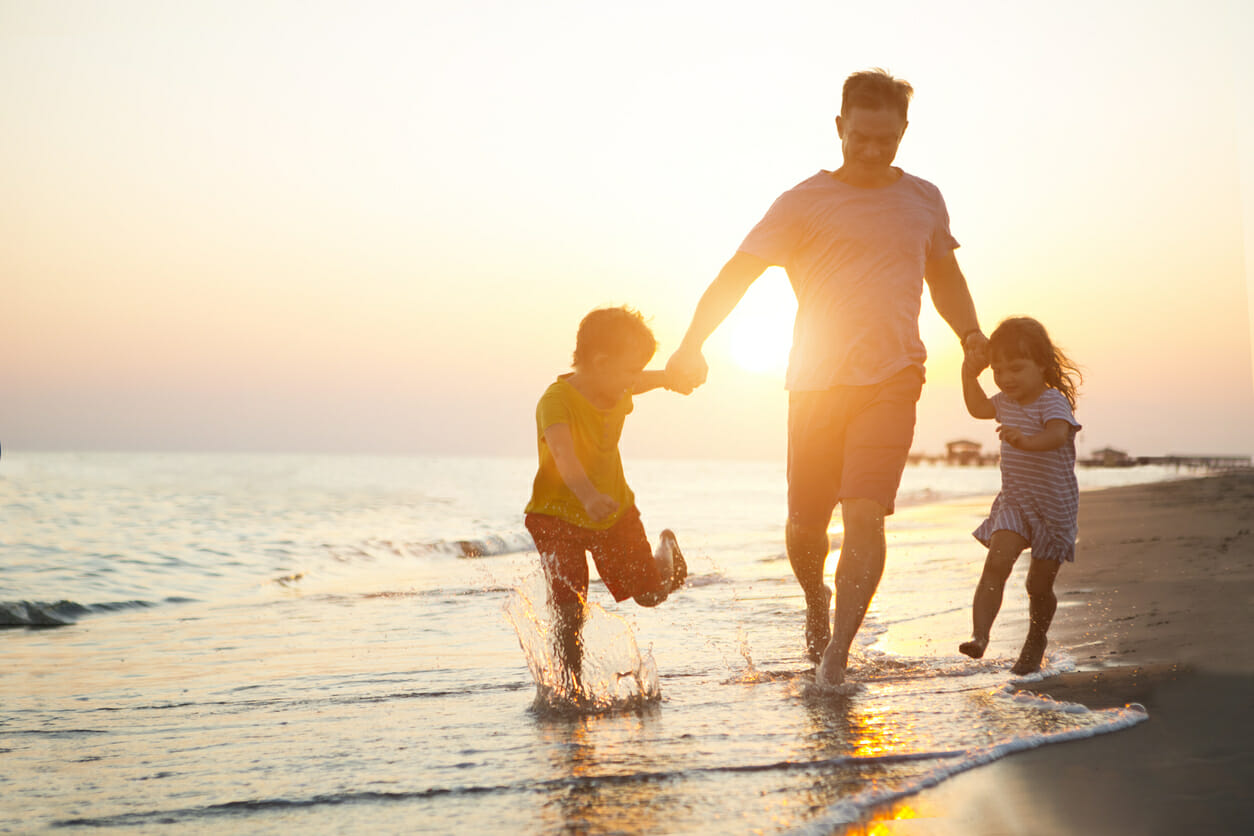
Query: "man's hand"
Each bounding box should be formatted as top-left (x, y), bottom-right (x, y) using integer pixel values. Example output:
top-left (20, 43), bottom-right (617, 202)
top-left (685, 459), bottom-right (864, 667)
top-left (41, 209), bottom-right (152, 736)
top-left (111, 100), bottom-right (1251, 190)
top-left (665, 347), bottom-right (709, 394)
top-left (962, 331), bottom-right (989, 376)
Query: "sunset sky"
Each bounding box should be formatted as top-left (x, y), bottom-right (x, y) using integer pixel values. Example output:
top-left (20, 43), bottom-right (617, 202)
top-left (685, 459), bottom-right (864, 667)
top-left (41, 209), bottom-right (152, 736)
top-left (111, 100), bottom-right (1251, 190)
top-left (4, 0), bottom-right (1252, 460)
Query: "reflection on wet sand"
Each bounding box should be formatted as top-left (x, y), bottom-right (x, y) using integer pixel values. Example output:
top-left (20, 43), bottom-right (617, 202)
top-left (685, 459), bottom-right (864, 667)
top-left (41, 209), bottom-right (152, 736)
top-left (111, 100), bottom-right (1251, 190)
top-left (523, 672), bottom-right (952, 834)
top-left (536, 710), bottom-right (669, 834)
top-left (843, 800), bottom-right (928, 835)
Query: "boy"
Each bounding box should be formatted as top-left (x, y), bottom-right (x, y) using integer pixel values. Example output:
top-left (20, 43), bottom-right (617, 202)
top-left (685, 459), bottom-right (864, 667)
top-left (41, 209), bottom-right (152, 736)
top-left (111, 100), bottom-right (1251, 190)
top-left (524, 306), bottom-right (688, 692)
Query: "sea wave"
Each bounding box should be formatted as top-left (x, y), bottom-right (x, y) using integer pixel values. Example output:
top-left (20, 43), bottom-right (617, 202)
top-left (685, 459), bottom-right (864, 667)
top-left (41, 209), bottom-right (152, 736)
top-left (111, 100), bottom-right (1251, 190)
top-left (324, 531), bottom-right (535, 562)
top-left (0, 598), bottom-right (190, 627)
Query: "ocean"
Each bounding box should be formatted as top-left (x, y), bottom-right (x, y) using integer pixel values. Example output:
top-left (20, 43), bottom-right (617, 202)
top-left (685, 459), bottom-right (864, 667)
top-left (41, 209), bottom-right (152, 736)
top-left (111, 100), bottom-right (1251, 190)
top-left (1, 452), bottom-right (1182, 834)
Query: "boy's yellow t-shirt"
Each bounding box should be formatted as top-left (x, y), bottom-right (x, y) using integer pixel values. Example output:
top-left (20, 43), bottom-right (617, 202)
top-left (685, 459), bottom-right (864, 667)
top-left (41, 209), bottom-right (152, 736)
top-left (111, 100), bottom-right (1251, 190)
top-left (524, 375), bottom-right (636, 530)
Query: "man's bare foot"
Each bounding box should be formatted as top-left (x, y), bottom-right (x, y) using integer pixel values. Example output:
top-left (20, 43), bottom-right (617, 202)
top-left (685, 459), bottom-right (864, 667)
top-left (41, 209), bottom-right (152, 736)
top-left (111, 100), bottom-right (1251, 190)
top-left (1011, 634), bottom-right (1047, 675)
top-left (958, 637), bottom-right (988, 659)
top-left (805, 585), bottom-right (833, 663)
top-left (814, 642), bottom-right (847, 688)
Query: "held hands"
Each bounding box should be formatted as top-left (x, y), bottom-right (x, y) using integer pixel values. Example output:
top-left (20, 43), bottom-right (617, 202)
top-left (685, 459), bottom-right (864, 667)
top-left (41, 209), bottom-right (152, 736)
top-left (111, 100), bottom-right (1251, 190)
top-left (961, 330), bottom-right (989, 377)
top-left (665, 347), bottom-right (708, 395)
top-left (660, 366), bottom-right (696, 395)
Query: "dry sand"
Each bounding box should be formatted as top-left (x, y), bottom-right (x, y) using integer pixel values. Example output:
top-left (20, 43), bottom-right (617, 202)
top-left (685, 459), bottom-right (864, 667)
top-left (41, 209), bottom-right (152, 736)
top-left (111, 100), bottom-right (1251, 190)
top-left (846, 471), bottom-right (1254, 835)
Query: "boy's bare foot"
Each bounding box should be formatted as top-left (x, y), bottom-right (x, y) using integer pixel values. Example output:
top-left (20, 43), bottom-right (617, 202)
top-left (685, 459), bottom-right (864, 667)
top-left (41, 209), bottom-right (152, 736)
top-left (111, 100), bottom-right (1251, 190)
top-left (1011, 634), bottom-right (1047, 675)
top-left (958, 637), bottom-right (988, 659)
top-left (651, 532), bottom-right (674, 593)
top-left (805, 585), bottom-right (833, 663)
top-left (653, 529), bottom-right (687, 593)
top-left (659, 529), bottom-right (687, 589)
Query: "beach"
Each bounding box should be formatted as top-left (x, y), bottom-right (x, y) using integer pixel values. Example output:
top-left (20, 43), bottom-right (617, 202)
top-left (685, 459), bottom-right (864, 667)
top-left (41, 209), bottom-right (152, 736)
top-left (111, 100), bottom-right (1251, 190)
top-left (855, 472), bottom-right (1254, 835)
top-left (3, 454), bottom-right (1250, 833)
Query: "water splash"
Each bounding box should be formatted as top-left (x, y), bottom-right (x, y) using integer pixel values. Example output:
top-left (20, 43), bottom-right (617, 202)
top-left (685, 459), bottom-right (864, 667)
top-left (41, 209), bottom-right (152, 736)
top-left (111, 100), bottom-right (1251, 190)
top-left (721, 625), bottom-right (776, 685)
top-left (503, 571), bottom-right (661, 715)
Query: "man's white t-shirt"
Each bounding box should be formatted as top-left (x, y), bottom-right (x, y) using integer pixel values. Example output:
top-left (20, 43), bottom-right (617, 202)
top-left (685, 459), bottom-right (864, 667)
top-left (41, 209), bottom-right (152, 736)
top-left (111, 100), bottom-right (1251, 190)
top-left (738, 169), bottom-right (959, 390)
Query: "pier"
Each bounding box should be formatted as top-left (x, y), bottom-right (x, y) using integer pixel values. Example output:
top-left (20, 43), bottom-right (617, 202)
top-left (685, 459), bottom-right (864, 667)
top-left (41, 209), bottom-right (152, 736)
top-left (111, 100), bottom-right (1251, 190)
top-left (1126, 454), bottom-right (1253, 471)
top-left (909, 443), bottom-right (1253, 472)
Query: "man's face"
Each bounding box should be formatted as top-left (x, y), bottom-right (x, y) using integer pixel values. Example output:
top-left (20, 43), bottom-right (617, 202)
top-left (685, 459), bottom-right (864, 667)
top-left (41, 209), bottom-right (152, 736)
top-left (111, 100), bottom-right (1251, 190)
top-left (836, 107), bottom-right (908, 175)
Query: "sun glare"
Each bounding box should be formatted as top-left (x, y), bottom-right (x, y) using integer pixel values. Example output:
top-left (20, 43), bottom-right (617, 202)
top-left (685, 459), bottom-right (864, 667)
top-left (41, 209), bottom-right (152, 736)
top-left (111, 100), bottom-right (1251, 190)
top-left (724, 273), bottom-right (796, 375)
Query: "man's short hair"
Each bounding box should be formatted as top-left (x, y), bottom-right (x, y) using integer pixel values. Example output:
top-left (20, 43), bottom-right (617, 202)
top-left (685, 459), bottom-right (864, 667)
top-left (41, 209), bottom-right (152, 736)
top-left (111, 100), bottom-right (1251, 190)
top-left (572, 306), bottom-right (657, 368)
top-left (841, 68), bottom-right (913, 120)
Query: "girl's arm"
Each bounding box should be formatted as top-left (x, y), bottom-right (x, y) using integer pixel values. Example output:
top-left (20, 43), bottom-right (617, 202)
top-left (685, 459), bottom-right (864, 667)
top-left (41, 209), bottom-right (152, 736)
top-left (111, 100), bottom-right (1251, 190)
top-left (543, 423), bottom-right (618, 521)
top-left (998, 418), bottom-right (1072, 452)
top-left (632, 369), bottom-right (677, 395)
top-left (962, 357), bottom-right (995, 420)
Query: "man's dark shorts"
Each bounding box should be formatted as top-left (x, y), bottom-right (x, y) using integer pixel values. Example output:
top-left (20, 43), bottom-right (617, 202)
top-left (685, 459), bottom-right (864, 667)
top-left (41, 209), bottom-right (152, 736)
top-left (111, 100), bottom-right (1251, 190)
top-left (525, 506), bottom-right (662, 605)
top-left (787, 366), bottom-right (924, 528)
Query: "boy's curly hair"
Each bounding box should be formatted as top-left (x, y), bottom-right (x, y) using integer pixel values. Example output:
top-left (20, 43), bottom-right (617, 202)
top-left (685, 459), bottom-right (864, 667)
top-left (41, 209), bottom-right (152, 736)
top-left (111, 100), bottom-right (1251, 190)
top-left (572, 306), bottom-right (657, 368)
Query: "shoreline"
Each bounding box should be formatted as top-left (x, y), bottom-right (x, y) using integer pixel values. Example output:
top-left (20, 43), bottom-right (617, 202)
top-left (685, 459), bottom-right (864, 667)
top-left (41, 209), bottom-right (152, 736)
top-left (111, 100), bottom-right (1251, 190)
top-left (849, 471), bottom-right (1254, 835)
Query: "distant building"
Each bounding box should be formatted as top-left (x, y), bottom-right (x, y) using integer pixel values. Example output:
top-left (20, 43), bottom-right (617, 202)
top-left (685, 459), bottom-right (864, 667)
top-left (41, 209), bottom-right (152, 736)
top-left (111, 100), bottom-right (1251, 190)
top-left (1087, 447), bottom-right (1135, 467)
top-left (945, 439), bottom-right (983, 466)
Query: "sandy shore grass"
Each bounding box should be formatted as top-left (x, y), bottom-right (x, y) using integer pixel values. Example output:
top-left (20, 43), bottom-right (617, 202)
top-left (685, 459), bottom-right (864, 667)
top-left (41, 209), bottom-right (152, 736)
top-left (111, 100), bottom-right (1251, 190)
top-left (845, 471), bottom-right (1254, 835)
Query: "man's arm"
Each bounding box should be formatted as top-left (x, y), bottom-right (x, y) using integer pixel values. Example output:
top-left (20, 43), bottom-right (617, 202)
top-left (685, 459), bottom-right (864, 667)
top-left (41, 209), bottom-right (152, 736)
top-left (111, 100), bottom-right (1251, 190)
top-left (666, 251), bottom-right (772, 389)
top-left (925, 249), bottom-right (986, 356)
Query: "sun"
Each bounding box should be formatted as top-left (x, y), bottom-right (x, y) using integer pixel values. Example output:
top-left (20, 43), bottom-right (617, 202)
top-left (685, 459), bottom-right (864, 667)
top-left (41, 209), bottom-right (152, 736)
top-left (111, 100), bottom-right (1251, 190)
top-left (722, 273), bottom-right (796, 375)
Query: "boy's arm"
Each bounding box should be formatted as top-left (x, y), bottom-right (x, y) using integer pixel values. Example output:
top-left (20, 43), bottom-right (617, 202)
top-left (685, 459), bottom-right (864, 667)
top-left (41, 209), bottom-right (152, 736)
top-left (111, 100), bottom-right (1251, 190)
top-left (632, 369), bottom-right (674, 395)
top-left (999, 418), bottom-right (1072, 452)
top-left (543, 423), bottom-right (618, 522)
top-left (961, 356), bottom-right (996, 420)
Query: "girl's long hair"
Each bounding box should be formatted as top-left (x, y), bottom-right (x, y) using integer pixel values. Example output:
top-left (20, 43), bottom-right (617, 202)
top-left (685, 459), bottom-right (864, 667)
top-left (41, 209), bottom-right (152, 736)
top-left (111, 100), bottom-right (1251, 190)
top-left (988, 317), bottom-right (1082, 410)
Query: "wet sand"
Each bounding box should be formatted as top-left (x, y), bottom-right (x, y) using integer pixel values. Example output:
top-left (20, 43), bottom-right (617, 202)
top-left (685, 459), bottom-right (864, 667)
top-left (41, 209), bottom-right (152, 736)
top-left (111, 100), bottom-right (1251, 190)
top-left (849, 471), bottom-right (1254, 835)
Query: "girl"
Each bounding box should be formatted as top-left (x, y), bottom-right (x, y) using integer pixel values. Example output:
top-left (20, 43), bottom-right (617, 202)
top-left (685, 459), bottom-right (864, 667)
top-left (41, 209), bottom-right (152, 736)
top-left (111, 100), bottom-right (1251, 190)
top-left (958, 317), bottom-right (1082, 675)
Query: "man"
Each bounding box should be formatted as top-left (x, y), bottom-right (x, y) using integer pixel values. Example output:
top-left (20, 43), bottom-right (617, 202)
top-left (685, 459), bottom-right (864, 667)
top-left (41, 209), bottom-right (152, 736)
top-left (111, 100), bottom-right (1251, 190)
top-left (666, 68), bottom-right (988, 686)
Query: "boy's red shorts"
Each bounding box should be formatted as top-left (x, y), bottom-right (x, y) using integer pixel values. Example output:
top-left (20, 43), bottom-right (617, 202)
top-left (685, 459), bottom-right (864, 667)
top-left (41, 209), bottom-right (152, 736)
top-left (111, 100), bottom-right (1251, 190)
top-left (525, 507), bottom-right (662, 605)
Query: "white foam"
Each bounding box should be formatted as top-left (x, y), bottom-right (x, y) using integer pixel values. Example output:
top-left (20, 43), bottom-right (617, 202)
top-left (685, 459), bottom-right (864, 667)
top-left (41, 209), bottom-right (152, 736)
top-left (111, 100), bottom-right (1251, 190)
top-left (1005, 649), bottom-right (1079, 685)
top-left (784, 686), bottom-right (1149, 835)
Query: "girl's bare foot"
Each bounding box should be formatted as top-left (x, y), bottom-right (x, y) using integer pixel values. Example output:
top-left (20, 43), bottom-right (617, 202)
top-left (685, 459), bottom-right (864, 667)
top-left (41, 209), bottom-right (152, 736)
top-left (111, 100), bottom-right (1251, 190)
top-left (1011, 634), bottom-right (1047, 675)
top-left (958, 637), bottom-right (988, 659)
